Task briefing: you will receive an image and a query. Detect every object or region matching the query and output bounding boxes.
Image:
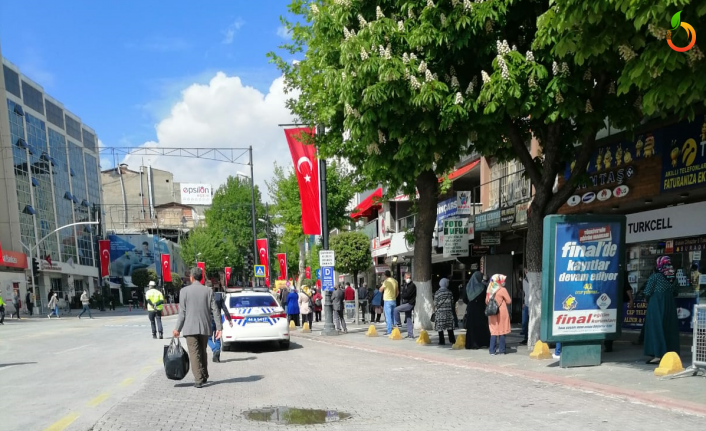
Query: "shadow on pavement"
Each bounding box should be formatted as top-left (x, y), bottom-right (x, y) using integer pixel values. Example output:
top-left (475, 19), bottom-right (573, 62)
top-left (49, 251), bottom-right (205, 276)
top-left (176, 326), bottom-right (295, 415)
top-left (221, 356), bottom-right (257, 363)
top-left (173, 375), bottom-right (264, 388)
top-left (231, 342), bottom-right (303, 354)
top-left (0, 362), bottom-right (37, 368)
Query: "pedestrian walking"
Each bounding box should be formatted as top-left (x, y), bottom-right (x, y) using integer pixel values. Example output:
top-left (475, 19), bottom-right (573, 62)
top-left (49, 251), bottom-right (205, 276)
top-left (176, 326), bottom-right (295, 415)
top-left (47, 292), bottom-right (60, 319)
top-left (371, 287), bottom-right (383, 323)
top-left (486, 274), bottom-right (511, 355)
top-left (25, 289), bottom-right (33, 316)
top-left (358, 283), bottom-right (368, 323)
top-left (208, 287), bottom-right (233, 363)
top-left (332, 284), bottom-right (347, 333)
top-left (78, 290), bottom-right (93, 319)
top-left (0, 294), bottom-right (6, 324)
top-left (379, 270), bottom-right (398, 335)
top-left (395, 273), bottom-right (416, 338)
top-left (286, 286), bottom-right (300, 327)
top-left (145, 281), bottom-right (164, 338)
top-left (434, 278), bottom-right (456, 345)
top-left (172, 266), bottom-right (222, 388)
top-left (299, 287), bottom-right (313, 329)
top-left (63, 293), bottom-right (71, 315)
top-left (311, 288), bottom-right (323, 322)
top-left (12, 290), bottom-right (21, 320)
top-left (644, 256), bottom-right (680, 364)
top-left (463, 271), bottom-right (490, 350)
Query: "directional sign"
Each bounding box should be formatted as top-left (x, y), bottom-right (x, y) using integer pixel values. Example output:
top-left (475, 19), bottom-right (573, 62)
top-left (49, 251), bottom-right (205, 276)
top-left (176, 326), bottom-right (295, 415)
top-left (315, 269), bottom-right (321, 280)
top-left (321, 266), bottom-right (335, 292)
top-left (254, 265), bottom-right (266, 278)
top-left (319, 250), bottom-right (335, 267)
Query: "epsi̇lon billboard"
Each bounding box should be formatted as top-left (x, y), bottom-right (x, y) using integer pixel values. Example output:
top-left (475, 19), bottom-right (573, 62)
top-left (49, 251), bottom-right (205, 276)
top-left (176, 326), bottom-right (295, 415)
top-left (552, 222), bottom-right (621, 336)
top-left (180, 183), bottom-right (212, 205)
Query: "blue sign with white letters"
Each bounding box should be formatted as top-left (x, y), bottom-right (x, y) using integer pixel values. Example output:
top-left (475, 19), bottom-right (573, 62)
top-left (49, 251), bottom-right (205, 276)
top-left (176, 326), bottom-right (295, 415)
top-left (315, 269), bottom-right (321, 280)
top-left (321, 266), bottom-right (335, 291)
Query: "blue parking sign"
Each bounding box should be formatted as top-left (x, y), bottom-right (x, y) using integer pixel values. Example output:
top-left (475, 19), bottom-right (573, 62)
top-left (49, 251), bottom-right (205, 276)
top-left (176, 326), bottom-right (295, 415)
top-left (321, 266), bottom-right (335, 292)
top-left (315, 268), bottom-right (321, 280)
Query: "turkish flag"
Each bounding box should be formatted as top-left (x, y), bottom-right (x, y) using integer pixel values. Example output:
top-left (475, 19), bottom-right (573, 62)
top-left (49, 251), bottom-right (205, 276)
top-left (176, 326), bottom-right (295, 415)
top-left (98, 240), bottom-right (110, 276)
top-left (197, 262), bottom-right (206, 284)
top-left (225, 267), bottom-right (232, 285)
top-left (256, 238), bottom-right (270, 287)
top-left (305, 266), bottom-right (311, 279)
top-left (284, 127), bottom-right (321, 235)
top-left (162, 255), bottom-right (172, 282)
top-left (276, 253), bottom-right (287, 280)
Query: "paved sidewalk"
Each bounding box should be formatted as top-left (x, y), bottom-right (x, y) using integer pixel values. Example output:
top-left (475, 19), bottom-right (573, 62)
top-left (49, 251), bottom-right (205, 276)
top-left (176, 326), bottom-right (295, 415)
top-left (292, 322), bottom-right (706, 416)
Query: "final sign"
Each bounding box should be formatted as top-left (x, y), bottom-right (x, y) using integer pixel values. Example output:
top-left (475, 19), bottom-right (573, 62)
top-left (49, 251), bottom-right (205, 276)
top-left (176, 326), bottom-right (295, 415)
top-left (442, 218), bottom-right (470, 258)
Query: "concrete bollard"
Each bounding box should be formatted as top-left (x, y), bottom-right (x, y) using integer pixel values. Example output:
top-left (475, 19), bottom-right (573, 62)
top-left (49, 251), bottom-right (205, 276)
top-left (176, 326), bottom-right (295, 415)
top-left (301, 322), bottom-right (311, 333)
top-left (389, 327), bottom-right (403, 340)
top-left (365, 325), bottom-right (378, 337)
top-left (654, 352), bottom-right (685, 376)
top-left (529, 341), bottom-right (552, 360)
top-left (416, 330), bottom-right (431, 345)
top-left (452, 334), bottom-right (466, 350)
top-left (289, 320), bottom-right (297, 330)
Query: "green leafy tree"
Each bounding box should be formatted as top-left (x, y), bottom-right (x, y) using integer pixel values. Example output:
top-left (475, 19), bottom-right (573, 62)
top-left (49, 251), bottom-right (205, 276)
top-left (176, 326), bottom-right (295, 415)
top-left (330, 232), bottom-right (373, 289)
top-left (168, 272), bottom-right (183, 290)
top-left (179, 227), bottom-right (234, 277)
top-left (131, 268), bottom-right (157, 290)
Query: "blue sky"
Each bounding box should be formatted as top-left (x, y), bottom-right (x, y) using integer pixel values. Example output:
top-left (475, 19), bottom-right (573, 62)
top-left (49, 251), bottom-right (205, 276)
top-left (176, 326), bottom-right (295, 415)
top-left (0, 0), bottom-right (297, 190)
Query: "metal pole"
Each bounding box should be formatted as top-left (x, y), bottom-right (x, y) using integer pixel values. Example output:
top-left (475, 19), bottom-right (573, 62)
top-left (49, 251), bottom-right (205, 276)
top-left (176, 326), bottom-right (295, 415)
top-left (265, 203), bottom-right (271, 286)
top-left (249, 146), bottom-right (258, 287)
top-left (318, 125), bottom-right (336, 336)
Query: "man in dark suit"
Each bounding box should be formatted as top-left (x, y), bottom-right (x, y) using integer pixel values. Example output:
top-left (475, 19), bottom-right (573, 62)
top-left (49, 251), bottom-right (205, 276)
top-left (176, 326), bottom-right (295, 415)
top-left (173, 267), bottom-right (222, 388)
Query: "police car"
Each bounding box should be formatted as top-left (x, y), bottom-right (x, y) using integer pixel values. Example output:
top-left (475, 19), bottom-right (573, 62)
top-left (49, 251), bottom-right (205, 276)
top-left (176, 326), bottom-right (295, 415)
top-left (221, 287), bottom-right (290, 350)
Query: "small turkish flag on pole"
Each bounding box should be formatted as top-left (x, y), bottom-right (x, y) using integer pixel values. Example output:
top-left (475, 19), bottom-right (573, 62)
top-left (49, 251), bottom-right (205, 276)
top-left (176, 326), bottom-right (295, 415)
top-left (305, 266), bottom-right (311, 279)
top-left (225, 267), bottom-right (232, 286)
top-left (256, 238), bottom-right (270, 287)
top-left (276, 253), bottom-right (287, 280)
top-left (162, 255), bottom-right (172, 282)
top-left (99, 240), bottom-right (110, 277)
top-left (197, 262), bottom-right (206, 284)
top-left (284, 128), bottom-right (321, 235)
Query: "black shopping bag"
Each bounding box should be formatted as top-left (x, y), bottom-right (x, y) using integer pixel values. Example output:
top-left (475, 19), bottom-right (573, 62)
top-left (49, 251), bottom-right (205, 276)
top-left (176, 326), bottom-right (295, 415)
top-left (163, 338), bottom-right (190, 381)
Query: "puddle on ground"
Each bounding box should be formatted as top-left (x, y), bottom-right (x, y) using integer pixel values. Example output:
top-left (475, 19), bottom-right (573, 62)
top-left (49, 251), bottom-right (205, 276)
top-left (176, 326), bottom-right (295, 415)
top-left (244, 407), bottom-right (351, 425)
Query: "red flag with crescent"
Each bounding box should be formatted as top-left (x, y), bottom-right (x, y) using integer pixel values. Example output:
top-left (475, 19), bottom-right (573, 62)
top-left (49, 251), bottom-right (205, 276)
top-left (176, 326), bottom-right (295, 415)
top-left (256, 238), bottom-right (270, 287)
top-left (284, 127), bottom-right (321, 235)
top-left (225, 267), bottom-right (232, 285)
top-left (305, 266), bottom-right (311, 279)
top-left (276, 253), bottom-right (287, 280)
top-left (162, 255), bottom-right (172, 282)
top-left (197, 262), bottom-right (206, 284)
top-left (99, 240), bottom-right (110, 277)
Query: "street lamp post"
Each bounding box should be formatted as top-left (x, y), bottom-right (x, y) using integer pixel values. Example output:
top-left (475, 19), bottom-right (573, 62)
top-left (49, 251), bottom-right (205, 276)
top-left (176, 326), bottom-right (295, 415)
top-left (317, 124), bottom-right (337, 337)
top-left (258, 203), bottom-right (271, 287)
top-left (237, 162), bottom-right (259, 288)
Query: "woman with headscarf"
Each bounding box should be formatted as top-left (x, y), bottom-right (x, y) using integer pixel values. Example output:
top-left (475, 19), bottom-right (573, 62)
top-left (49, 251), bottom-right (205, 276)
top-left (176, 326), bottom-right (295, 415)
top-left (463, 271), bottom-right (491, 349)
top-left (486, 274), bottom-right (511, 355)
top-left (433, 278), bottom-right (456, 345)
top-left (643, 256), bottom-right (680, 364)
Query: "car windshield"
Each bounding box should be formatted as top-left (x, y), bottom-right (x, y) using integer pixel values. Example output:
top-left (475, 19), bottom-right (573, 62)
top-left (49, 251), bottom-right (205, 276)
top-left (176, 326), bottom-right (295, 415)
top-left (229, 295), bottom-right (278, 309)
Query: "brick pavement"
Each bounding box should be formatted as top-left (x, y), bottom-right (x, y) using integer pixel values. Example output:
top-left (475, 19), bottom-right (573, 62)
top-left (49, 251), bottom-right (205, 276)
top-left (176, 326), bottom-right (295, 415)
top-left (90, 332), bottom-right (704, 431)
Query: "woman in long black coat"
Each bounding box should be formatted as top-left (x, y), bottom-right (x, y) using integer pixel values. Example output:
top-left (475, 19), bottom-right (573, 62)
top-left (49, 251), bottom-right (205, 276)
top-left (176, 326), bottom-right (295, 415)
top-left (463, 271), bottom-right (491, 349)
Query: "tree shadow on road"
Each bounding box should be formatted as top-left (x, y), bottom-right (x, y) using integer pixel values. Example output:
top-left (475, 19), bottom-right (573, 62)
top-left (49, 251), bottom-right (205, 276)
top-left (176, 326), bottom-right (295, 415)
top-left (0, 362), bottom-right (37, 368)
top-left (221, 356), bottom-right (257, 363)
top-left (173, 375), bottom-right (264, 388)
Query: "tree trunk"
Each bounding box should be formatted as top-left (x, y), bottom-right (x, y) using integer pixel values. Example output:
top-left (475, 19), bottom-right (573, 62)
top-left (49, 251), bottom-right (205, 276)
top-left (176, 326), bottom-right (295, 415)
top-left (413, 170), bottom-right (438, 331)
top-left (525, 209), bottom-right (544, 349)
top-left (298, 241), bottom-right (306, 287)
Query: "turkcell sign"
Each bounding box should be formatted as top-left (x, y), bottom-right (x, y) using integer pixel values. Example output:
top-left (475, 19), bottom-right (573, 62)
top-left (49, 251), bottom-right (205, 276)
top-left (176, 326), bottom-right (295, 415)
top-left (321, 266), bottom-right (335, 292)
top-left (552, 221), bottom-right (621, 336)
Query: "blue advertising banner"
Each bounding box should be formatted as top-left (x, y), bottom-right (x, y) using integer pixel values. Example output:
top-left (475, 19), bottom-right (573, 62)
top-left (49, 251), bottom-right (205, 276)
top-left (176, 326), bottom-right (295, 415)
top-left (660, 117), bottom-right (706, 192)
top-left (435, 197), bottom-right (458, 231)
top-left (552, 221), bottom-right (622, 336)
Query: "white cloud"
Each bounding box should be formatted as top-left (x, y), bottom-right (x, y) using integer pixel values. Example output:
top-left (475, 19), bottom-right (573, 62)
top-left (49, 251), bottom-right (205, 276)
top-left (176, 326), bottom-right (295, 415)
top-left (276, 25), bottom-right (292, 39)
top-left (123, 73), bottom-right (298, 202)
top-left (222, 19), bottom-right (245, 44)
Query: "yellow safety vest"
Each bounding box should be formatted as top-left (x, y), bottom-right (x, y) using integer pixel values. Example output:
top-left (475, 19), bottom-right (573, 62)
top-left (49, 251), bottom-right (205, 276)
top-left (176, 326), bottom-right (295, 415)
top-left (145, 288), bottom-right (164, 312)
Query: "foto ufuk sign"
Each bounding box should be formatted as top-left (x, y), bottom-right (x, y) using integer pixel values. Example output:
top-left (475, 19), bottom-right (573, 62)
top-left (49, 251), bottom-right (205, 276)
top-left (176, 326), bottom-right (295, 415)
top-left (541, 215), bottom-right (626, 343)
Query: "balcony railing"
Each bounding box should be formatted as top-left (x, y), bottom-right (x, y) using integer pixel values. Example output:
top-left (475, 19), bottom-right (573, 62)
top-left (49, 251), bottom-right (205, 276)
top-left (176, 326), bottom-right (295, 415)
top-left (475, 169), bottom-right (532, 210)
top-left (359, 219), bottom-right (378, 240)
top-left (396, 214), bottom-right (416, 233)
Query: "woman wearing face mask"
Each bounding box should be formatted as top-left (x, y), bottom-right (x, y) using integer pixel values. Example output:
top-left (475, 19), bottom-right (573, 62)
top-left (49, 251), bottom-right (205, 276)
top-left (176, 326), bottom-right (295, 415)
top-left (643, 256), bottom-right (681, 364)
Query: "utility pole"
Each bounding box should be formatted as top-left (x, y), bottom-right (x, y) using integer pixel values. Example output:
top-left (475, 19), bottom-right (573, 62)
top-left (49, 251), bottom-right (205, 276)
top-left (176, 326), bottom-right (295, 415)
top-left (318, 125), bottom-right (337, 336)
top-left (249, 146), bottom-right (258, 287)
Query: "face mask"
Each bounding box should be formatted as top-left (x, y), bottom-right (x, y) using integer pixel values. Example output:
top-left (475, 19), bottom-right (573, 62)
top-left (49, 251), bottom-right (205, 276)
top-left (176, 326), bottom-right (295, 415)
top-left (405, 278), bottom-right (411, 283)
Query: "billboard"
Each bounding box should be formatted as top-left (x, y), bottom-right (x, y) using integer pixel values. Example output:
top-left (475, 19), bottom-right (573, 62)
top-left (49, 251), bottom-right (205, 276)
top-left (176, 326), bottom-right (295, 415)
top-left (107, 234), bottom-right (185, 283)
top-left (180, 183), bottom-right (212, 205)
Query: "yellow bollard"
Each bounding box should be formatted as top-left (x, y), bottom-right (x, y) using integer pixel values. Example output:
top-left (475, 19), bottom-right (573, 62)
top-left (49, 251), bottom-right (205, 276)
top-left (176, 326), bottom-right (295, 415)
top-left (389, 327), bottom-right (403, 340)
top-left (529, 341), bottom-right (552, 360)
top-left (452, 334), bottom-right (466, 350)
top-left (365, 325), bottom-right (378, 337)
top-left (654, 352), bottom-right (685, 376)
top-left (301, 322), bottom-right (311, 333)
top-left (289, 320), bottom-right (297, 330)
top-left (416, 330), bottom-right (431, 345)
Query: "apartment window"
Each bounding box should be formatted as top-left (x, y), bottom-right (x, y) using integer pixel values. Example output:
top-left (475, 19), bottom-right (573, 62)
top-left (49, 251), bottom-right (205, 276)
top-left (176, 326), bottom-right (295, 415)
top-left (46, 100), bottom-right (65, 129)
top-left (3, 65), bottom-right (21, 98)
top-left (65, 116), bottom-right (82, 141)
top-left (7, 99), bottom-right (35, 250)
top-left (489, 160), bottom-right (527, 208)
top-left (82, 129), bottom-right (96, 151)
top-left (21, 81), bottom-right (45, 115)
top-left (49, 128), bottom-right (77, 263)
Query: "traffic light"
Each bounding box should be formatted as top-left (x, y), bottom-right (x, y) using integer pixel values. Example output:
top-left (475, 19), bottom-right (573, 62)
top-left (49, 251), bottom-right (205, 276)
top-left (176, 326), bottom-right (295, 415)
top-left (245, 253), bottom-right (254, 277)
top-left (32, 258), bottom-right (39, 277)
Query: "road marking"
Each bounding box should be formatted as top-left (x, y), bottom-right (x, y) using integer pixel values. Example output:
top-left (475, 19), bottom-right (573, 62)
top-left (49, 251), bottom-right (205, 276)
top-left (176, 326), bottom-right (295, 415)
top-left (43, 413), bottom-right (79, 431)
top-left (119, 377), bottom-right (134, 387)
top-left (140, 365), bottom-right (153, 374)
top-left (55, 345), bottom-right (91, 355)
top-left (87, 393), bottom-right (110, 407)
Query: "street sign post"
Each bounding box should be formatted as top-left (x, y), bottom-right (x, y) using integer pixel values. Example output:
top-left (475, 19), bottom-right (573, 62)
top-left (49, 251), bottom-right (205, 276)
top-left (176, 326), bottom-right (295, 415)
top-left (254, 265), bottom-right (266, 278)
top-left (319, 250), bottom-right (335, 267)
top-left (315, 268), bottom-right (321, 280)
top-left (321, 266), bottom-right (335, 292)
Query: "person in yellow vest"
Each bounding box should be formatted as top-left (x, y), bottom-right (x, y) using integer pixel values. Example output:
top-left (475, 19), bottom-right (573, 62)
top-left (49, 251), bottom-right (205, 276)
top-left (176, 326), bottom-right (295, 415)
top-left (0, 294), bottom-right (6, 325)
top-left (145, 281), bottom-right (165, 339)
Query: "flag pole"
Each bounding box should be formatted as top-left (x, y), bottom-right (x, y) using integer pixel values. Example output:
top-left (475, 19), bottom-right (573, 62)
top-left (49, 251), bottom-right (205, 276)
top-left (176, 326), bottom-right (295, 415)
top-left (318, 124), bottom-right (337, 336)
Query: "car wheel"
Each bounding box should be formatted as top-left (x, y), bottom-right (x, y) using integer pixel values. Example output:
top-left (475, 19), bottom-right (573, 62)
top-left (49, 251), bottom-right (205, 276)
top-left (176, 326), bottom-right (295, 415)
top-left (279, 340), bottom-right (290, 350)
top-left (222, 342), bottom-right (232, 352)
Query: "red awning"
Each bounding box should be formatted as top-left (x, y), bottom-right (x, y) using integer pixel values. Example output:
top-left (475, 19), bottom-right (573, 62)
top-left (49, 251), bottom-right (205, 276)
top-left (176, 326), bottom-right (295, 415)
top-left (442, 159), bottom-right (480, 182)
top-left (351, 188), bottom-right (383, 219)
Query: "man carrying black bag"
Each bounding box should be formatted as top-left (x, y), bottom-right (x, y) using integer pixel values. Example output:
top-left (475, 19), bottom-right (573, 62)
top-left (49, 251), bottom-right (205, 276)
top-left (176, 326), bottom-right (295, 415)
top-left (173, 266), bottom-right (222, 388)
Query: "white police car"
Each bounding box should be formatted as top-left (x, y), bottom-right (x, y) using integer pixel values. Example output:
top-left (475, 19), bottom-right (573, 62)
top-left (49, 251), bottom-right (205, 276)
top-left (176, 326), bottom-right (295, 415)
top-left (221, 287), bottom-right (290, 350)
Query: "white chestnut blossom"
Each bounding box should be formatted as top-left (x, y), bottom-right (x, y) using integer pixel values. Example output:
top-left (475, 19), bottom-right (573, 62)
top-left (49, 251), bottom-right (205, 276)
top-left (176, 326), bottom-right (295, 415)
top-left (311, 4), bottom-right (319, 14)
top-left (351, 71), bottom-right (357, 77)
top-left (561, 62), bottom-right (570, 76)
top-left (410, 75), bottom-right (421, 90)
top-left (398, 20), bottom-right (405, 32)
top-left (367, 143), bottom-right (381, 155)
top-left (497, 55), bottom-right (509, 80)
top-left (512, 45), bottom-right (518, 51)
top-left (341, 71), bottom-right (346, 80)
top-left (528, 75), bottom-right (537, 88)
top-left (403, 53), bottom-right (410, 63)
top-left (687, 45), bottom-right (704, 68)
top-left (378, 130), bottom-right (386, 144)
top-left (481, 70), bottom-right (491, 84)
top-left (583, 68), bottom-right (592, 81)
top-left (451, 76), bottom-right (460, 88)
top-left (410, 53), bottom-right (418, 61)
top-left (526, 51), bottom-right (535, 62)
top-left (427, 0), bottom-right (435, 8)
top-left (404, 68), bottom-right (410, 79)
top-left (343, 27), bottom-right (352, 40)
top-left (440, 14), bottom-right (447, 26)
top-left (425, 69), bottom-right (435, 82)
top-left (334, 0), bottom-right (351, 6)
top-left (465, 80), bottom-right (475, 95)
top-left (555, 91), bottom-right (564, 104)
top-left (376, 6), bottom-right (384, 19)
top-left (360, 47), bottom-right (369, 60)
top-left (358, 14), bottom-right (368, 28)
top-left (585, 100), bottom-right (593, 113)
top-left (408, 8), bottom-right (415, 19)
top-left (552, 61), bottom-right (559, 76)
top-left (464, 0), bottom-right (473, 11)
top-left (648, 24), bottom-right (667, 40)
top-left (379, 45), bottom-right (386, 57)
top-left (618, 45), bottom-right (637, 61)
top-left (418, 60), bottom-right (428, 73)
top-left (384, 45), bottom-right (392, 60)
top-left (452, 0), bottom-right (460, 6)
top-left (454, 92), bottom-right (464, 105)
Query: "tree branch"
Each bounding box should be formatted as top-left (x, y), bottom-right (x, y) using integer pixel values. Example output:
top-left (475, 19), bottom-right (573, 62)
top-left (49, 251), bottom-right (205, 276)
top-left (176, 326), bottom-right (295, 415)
top-left (546, 132), bottom-right (597, 214)
top-left (506, 117), bottom-right (542, 188)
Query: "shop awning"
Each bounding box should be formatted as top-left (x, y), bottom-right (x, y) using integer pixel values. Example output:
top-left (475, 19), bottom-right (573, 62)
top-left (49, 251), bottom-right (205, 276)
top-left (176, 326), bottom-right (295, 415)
top-left (443, 159), bottom-right (480, 182)
top-left (351, 188), bottom-right (383, 219)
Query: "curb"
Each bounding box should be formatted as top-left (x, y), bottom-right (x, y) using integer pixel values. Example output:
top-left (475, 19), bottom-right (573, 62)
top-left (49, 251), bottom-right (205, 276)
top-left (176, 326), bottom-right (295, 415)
top-left (291, 332), bottom-right (706, 418)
